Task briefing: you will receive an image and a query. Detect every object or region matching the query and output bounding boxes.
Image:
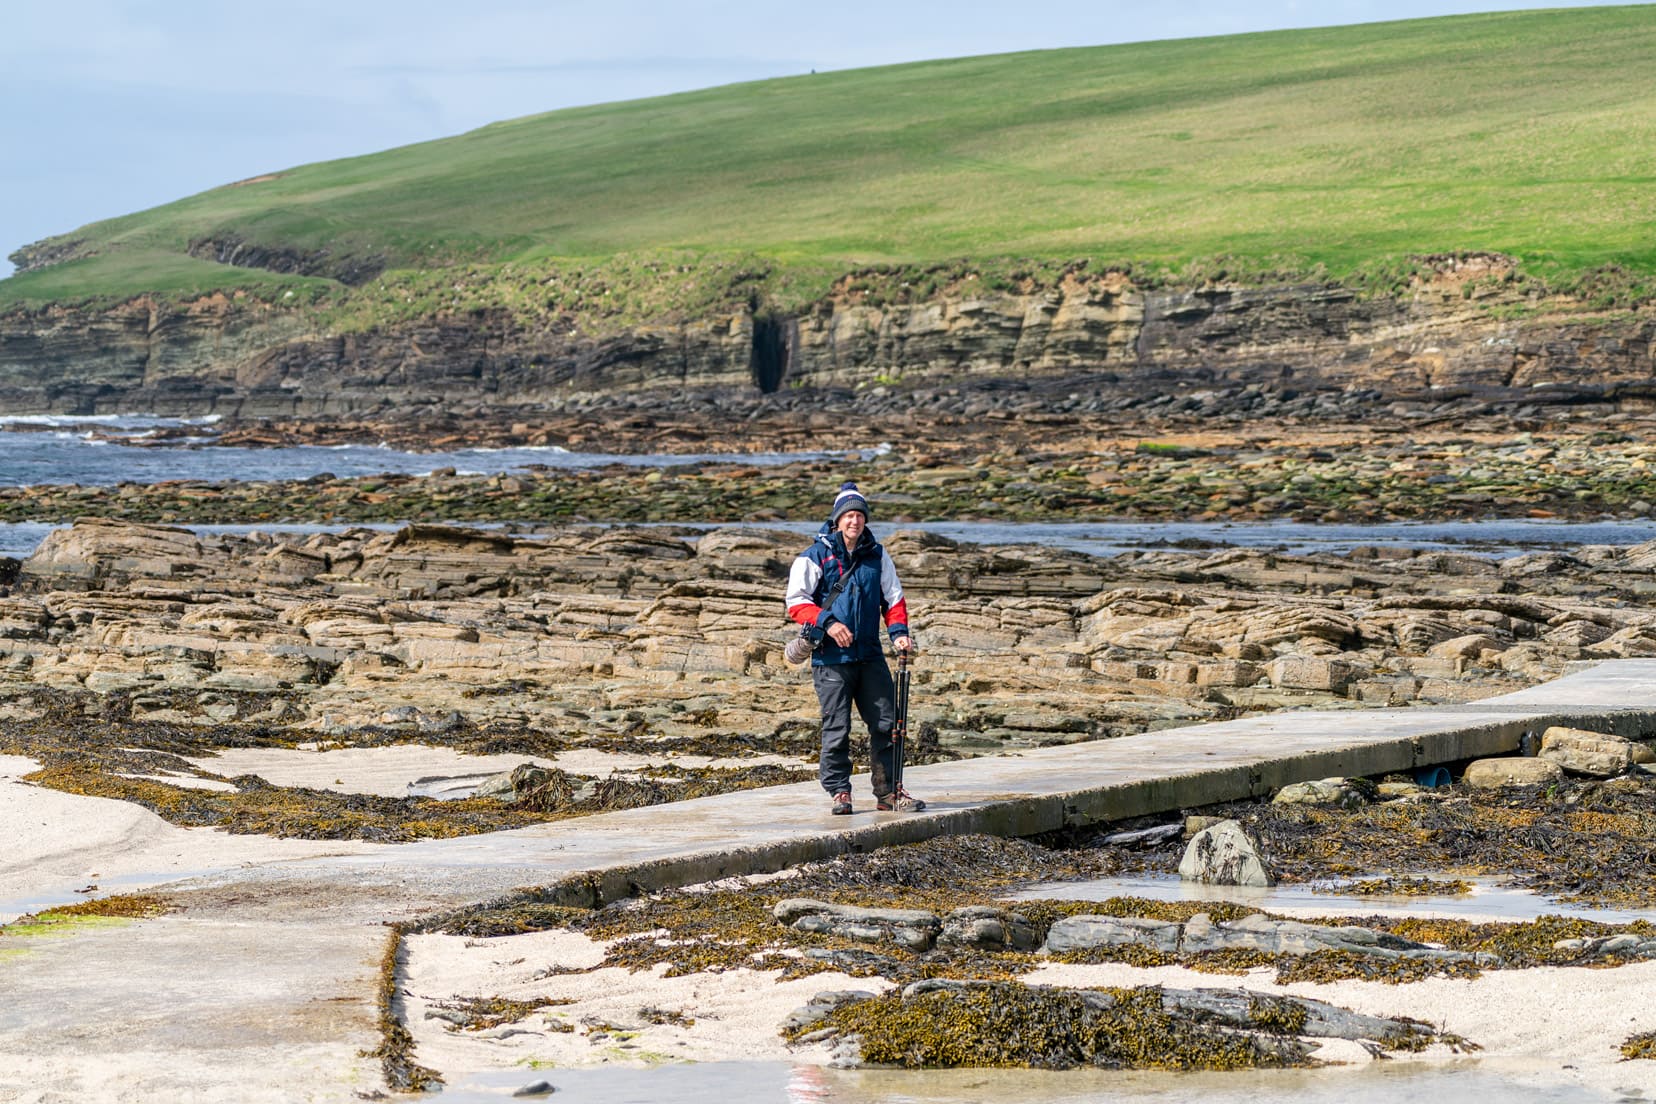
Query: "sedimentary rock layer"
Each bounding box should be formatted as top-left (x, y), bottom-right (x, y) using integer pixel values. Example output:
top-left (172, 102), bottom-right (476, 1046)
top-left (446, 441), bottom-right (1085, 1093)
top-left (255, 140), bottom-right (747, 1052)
top-left (2, 267), bottom-right (1652, 416)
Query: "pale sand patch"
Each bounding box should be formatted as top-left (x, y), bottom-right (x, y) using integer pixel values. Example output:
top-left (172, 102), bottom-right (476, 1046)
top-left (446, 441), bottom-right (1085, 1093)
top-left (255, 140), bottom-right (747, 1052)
top-left (402, 928), bottom-right (871, 1074)
top-left (184, 744), bottom-right (802, 797)
top-left (121, 771), bottom-right (238, 792)
top-left (0, 753), bottom-right (383, 923)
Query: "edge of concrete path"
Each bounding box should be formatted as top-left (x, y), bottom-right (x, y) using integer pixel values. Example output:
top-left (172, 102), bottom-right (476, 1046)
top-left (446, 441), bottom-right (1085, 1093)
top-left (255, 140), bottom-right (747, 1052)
top-left (419, 661), bottom-right (1656, 918)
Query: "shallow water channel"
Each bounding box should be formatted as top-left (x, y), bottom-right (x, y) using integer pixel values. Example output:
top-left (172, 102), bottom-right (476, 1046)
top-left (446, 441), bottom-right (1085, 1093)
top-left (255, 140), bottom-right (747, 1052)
top-left (431, 1057), bottom-right (1641, 1103)
top-left (1005, 873), bottom-right (1656, 926)
top-left (9, 516), bottom-right (1656, 561)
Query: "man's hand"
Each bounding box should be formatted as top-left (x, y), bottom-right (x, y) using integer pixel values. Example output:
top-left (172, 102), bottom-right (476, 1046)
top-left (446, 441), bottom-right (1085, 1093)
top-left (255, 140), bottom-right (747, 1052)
top-left (894, 635), bottom-right (913, 655)
top-left (828, 623), bottom-right (854, 647)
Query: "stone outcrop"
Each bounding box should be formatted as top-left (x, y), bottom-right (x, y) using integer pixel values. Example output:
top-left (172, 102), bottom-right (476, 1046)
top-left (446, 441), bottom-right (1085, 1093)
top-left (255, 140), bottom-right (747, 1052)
top-left (772, 899), bottom-right (942, 952)
top-left (1537, 726), bottom-right (1656, 778)
top-left (1461, 757), bottom-right (1566, 788)
top-left (8, 519), bottom-right (1656, 751)
top-left (2, 267), bottom-right (1654, 416)
top-left (772, 898), bottom-right (1040, 954)
top-left (1042, 911), bottom-right (1495, 967)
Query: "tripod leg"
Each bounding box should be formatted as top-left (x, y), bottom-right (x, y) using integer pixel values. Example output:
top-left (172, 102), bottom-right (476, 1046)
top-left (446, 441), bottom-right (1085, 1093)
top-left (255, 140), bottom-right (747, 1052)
top-left (892, 654), bottom-right (909, 794)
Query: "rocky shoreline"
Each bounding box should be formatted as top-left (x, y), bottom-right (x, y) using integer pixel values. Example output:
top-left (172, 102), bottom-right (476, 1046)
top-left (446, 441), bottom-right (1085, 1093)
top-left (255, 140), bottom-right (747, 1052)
top-left (6, 514), bottom-right (1656, 830)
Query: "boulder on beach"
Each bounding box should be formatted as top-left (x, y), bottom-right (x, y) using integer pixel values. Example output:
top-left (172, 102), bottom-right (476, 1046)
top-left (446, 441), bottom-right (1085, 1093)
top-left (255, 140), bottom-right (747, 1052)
top-left (1462, 757), bottom-right (1565, 788)
top-left (1178, 818), bottom-right (1274, 887)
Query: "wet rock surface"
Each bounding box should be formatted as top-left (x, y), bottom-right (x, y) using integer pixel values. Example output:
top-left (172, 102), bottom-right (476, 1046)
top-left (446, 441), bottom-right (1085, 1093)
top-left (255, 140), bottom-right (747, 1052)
top-left (16, 417), bottom-right (1656, 528)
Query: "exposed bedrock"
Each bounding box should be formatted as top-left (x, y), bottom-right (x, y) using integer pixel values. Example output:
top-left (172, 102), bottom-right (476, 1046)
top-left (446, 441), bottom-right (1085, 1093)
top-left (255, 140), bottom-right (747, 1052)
top-left (1, 271), bottom-right (1653, 416)
top-left (7, 516), bottom-right (1656, 749)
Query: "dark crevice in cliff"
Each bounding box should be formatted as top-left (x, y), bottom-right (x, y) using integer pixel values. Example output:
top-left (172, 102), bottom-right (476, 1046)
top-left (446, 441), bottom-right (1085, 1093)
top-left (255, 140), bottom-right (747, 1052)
top-left (751, 309), bottom-right (792, 393)
top-left (186, 234), bottom-right (385, 286)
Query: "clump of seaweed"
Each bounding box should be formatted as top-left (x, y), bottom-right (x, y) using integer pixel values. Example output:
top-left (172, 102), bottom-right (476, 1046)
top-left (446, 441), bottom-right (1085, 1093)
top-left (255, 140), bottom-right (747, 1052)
top-left (26, 765), bottom-right (559, 842)
top-left (427, 995), bottom-right (574, 1032)
top-left (1, 894), bottom-right (175, 938)
top-left (0, 686), bottom-right (817, 841)
top-left (1623, 1030), bottom-right (1656, 1060)
top-left (1269, 950), bottom-right (1486, 986)
top-left (786, 833), bottom-right (1123, 896)
top-left (366, 926), bottom-right (442, 1092)
top-left (1379, 914), bottom-right (1656, 968)
top-left (807, 984), bottom-right (1301, 1071)
top-left (34, 894), bottom-right (173, 920)
top-left (1318, 876), bottom-right (1473, 897)
top-left (640, 1005), bottom-right (696, 1027)
top-left (1094, 775), bottom-right (1656, 909)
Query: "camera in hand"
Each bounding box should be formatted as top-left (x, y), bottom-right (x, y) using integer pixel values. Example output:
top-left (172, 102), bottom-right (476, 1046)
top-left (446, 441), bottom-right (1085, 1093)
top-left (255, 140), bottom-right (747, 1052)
top-left (784, 630), bottom-right (814, 665)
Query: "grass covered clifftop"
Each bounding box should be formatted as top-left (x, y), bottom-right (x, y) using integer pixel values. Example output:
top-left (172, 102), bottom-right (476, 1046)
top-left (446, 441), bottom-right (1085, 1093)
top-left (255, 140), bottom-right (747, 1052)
top-left (6, 6), bottom-right (1656, 314)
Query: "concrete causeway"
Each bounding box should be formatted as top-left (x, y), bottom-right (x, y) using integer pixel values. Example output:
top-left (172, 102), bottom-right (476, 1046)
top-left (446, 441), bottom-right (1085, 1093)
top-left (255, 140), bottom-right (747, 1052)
top-left (216, 658), bottom-right (1656, 910)
top-left (4, 659), bottom-right (1656, 1100)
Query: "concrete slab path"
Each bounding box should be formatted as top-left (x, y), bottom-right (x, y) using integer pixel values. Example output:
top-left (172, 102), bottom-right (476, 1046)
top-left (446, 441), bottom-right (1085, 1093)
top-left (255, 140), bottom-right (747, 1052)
top-left (4, 659), bottom-right (1655, 1101)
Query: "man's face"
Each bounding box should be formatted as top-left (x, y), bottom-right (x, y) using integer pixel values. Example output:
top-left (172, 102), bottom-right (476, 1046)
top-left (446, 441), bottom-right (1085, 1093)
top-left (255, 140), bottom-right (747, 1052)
top-left (836, 510), bottom-right (867, 545)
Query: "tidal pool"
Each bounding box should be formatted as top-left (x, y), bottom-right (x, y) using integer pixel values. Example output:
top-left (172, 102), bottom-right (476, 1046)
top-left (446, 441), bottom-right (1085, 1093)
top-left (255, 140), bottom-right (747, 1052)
top-left (1004, 873), bottom-right (1656, 925)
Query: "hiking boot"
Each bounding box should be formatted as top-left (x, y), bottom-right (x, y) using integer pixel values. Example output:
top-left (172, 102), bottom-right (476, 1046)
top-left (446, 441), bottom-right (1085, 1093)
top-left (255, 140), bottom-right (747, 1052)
top-left (876, 788), bottom-right (926, 812)
top-left (831, 792), bottom-right (853, 815)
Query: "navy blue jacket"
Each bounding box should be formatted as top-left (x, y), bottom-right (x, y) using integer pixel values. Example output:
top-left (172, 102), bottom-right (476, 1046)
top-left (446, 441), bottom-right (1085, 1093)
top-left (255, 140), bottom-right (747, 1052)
top-left (785, 523), bottom-right (911, 666)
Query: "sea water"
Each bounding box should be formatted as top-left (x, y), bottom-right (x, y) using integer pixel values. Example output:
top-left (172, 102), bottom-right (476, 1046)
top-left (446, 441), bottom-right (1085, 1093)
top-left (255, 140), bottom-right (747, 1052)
top-left (0, 417), bottom-right (833, 487)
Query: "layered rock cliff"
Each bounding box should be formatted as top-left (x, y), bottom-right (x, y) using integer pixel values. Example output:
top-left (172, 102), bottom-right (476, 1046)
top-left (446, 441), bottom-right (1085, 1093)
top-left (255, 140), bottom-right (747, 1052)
top-left (2, 263), bottom-right (1652, 417)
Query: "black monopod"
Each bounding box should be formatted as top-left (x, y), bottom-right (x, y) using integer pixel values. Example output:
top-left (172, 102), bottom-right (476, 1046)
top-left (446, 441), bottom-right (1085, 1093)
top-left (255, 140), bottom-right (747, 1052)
top-left (892, 649), bottom-right (911, 796)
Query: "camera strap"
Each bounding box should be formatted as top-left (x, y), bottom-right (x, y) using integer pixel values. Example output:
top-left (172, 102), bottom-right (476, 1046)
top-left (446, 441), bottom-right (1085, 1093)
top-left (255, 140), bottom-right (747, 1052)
top-left (797, 557), bottom-right (856, 646)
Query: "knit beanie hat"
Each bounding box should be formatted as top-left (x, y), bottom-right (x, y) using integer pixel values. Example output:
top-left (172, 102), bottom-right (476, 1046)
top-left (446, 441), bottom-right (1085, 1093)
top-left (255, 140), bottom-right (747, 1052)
top-left (829, 481), bottom-right (871, 525)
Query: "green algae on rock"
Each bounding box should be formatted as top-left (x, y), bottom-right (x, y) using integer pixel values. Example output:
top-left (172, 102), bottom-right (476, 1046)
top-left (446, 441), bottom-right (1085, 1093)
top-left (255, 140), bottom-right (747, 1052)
top-left (0, 894), bottom-right (174, 941)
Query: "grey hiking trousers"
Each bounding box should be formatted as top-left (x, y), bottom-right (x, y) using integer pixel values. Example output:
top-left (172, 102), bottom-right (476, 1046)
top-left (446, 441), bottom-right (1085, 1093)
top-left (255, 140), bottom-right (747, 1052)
top-left (813, 658), bottom-right (897, 797)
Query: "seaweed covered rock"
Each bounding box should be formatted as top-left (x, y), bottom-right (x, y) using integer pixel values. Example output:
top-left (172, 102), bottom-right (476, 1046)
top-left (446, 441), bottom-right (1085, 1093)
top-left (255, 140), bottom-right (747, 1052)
top-left (778, 989), bottom-right (877, 1038)
top-left (1273, 777), bottom-right (1366, 808)
top-left (937, 905), bottom-right (1040, 951)
top-left (1180, 913), bottom-right (1495, 966)
top-left (1044, 915), bottom-right (1182, 955)
top-left (784, 979), bottom-right (1449, 1069)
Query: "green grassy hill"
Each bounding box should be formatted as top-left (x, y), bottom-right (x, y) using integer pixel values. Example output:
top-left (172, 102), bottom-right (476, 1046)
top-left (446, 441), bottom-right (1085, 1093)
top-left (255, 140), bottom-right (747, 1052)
top-left (8, 5), bottom-right (1656, 308)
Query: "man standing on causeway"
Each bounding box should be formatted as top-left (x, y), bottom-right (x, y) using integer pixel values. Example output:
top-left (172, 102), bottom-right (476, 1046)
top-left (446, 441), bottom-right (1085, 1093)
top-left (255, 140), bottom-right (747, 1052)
top-left (785, 481), bottom-right (925, 815)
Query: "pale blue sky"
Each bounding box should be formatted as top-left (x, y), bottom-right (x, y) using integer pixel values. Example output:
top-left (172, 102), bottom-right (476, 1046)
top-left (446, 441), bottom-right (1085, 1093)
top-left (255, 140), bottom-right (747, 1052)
top-left (0, 1), bottom-right (1636, 276)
